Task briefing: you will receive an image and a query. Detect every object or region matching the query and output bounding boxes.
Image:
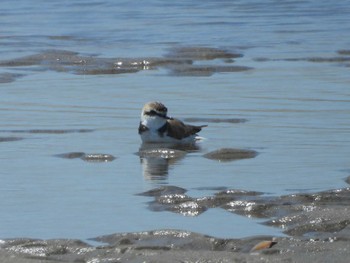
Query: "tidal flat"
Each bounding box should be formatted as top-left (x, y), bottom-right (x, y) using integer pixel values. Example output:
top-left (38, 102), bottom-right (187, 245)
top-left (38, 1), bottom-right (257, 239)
top-left (1, 185), bottom-right (350, 262)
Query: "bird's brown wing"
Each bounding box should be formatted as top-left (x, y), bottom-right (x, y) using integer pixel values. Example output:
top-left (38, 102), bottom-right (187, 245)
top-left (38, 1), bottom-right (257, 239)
top-left (166, 118), bottom-right (207, 140)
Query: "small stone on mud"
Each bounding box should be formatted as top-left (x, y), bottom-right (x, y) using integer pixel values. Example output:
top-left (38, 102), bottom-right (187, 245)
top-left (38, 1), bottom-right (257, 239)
top-left (250, 240), bottom-right (277, 252)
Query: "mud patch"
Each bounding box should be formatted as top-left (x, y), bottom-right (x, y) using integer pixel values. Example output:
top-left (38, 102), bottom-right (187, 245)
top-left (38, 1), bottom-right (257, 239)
top-left (203, 148), bottom-right (258, 162)
top-left (338, 49), bottom-right (350, 56)
top-left (0, 73), bottom-right (25, 83)
top-left (55, 152), bottom-right (116, 162)
top-left (0, 47), bottom-right (251, 79)
top-left (0, 137), bottom-right (23, 143)
top-left (254, 50), bottom-right (350, 67)
top-left (166, 46), bottom-right (243, 60)
top-left (184, 117), bottom-right (247, 124)
top-left (168, 65), bottom-right (252, 77)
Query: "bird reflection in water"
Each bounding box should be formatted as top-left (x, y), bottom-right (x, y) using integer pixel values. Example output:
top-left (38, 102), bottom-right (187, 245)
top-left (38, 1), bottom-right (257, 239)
top-left (138, 142), bottom-right (201, 180)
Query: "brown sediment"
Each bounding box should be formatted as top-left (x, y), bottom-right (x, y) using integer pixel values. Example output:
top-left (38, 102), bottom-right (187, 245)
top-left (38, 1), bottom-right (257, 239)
top-left (203, 148), bottom-right (258, 162)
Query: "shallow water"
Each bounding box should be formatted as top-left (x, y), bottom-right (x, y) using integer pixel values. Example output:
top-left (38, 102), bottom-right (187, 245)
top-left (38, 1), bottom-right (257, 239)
top-left (0, 0), bottom-right (350, 240)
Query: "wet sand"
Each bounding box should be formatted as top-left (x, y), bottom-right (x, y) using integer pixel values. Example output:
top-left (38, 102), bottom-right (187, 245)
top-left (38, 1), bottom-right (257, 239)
top-left (1, 185), bottom-right (349, 262)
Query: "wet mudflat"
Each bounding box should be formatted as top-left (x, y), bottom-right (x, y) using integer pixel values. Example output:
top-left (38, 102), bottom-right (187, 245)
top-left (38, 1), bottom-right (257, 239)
top-left (1, 185), bottom-right (350, 262)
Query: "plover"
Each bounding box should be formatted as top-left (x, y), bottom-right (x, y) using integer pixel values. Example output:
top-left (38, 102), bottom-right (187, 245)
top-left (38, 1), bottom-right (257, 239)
top-left (138, 101), bottom-right (207, 143)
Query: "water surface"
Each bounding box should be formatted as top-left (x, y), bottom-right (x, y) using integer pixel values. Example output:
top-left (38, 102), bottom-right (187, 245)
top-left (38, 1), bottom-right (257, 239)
top-left (0, 0), bottom-right (350, 240)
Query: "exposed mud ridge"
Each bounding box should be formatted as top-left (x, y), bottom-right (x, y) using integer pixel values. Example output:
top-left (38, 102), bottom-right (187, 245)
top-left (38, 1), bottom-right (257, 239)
top-left (138, 185), bottom-right (350, 239)
top-left (0, 47), bottom-right (252, 79)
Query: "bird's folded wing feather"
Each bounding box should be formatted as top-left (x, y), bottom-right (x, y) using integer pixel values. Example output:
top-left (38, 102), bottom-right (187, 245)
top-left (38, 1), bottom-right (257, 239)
top-left (166, 119), bottom-right (206, 140)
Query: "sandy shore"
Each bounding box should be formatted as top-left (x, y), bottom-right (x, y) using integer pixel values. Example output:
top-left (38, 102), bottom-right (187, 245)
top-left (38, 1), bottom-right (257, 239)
top-left (1, 185), bottom-right (350, 262)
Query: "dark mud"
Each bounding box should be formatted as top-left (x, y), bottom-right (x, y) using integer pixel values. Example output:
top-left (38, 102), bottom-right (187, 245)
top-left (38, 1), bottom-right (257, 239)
top-left (0, 46), bottom-right (251, 79)
top-left (55, 152), bottom-right (116, 162)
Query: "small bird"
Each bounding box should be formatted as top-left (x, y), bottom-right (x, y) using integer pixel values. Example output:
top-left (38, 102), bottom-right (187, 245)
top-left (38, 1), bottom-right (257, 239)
top-left (138, 101), bottom-right (207, 143)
